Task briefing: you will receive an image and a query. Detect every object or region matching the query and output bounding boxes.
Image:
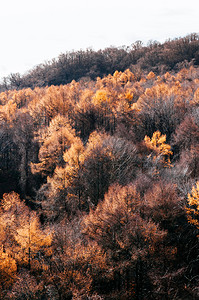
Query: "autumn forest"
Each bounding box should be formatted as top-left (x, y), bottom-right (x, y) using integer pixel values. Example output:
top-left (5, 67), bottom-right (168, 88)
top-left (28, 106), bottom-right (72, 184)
top-left (0, 34), bottom-right (199, 299)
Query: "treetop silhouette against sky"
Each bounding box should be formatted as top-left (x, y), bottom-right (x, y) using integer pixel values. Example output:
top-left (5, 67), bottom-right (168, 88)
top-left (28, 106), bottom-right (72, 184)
top-left (0, 0), bottom-right (198, 77)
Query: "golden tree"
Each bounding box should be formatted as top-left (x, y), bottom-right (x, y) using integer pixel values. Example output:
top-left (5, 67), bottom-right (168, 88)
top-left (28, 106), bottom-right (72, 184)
top-left (186, 181), bottom-right (199, 230)
top-left (0, 192), bottom-right (52, 271)
top-left (0, 250), bottom-right (17, 297)
top-left (15, 211), bottom-right (52, 270)
top-left (44, 138), bottom-right (85, 218)
top-left (31, 115), bottom-right (77, 176)
top-left (144, 131), bottom-right (173, 168)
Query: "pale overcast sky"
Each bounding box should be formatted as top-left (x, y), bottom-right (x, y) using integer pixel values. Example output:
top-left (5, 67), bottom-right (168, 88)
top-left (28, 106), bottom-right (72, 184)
top-left (0, 0), bottom-right (198, 78)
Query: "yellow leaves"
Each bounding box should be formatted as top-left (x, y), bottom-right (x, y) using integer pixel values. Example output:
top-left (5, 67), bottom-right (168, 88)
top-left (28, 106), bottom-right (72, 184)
top-left (147, 83), bottom-right (169, 99)
top-left (144, 131), bottom-right (171, 155)
top-left (31, 115), bottom-right (77, 176)
top-left (76, 89), bottom-right (94, 112)
top-left (15, 212), bottom-right (52, 265)
top-left (124, 68), bottom-right (136, 82)
top-left (84, 131), bottom-right (104, 154)
top-left (0, 192), bottom-right (52, 270)
top-left (113, 69), bottom-right (135, 84)
top-left (63, 138), bottom-right (85, 166)
top-left (144, 131), bottom-right (173, 167)
top-left (1, 192), bottom-right (21, 212)
top-left (124, 90), bottom-right (134, 102)
top-left (41, 85), bottom-right (67, 117)
top-left (0, 100), bottom-right (17, 124)
top-left (146, 71), bottom-right (156, 80)
top-left (84, 131), bottom-right (113, 162)
top-left (192, 87), bottom-right (199, 105)
top-left (48, 138), bottom-right (85, 191)
top-left (92, 70), bottom-right (136, 116)
top-left (0, 250), bottom-right (17, 286)
top-left (186, 181), bottom-right (199, 230)
top-left (188, 181), bottom-right (199, 209)
top-left (47, 166), bottom-right (67, 190)
top-left (117, 89), bottom-right (134, 113)
top-left (113, 70), bottom-right (120, 78)
top-left (92, 89), bottom-right (109, 107)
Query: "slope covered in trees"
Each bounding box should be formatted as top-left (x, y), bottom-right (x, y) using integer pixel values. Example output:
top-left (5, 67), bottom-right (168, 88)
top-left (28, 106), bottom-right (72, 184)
top-left (1, 33), bottom-right (199, 91)
top-left (0, 45), bottom-right (199, 298)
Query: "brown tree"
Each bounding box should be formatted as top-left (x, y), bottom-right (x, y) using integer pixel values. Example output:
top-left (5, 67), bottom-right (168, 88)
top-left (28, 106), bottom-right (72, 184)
top-left (83, 184), bottom-right (166, 299)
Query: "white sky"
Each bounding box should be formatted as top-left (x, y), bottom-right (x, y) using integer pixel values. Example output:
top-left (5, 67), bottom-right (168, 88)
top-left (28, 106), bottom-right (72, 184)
top-left (0, 0), bottom-right (198, 78)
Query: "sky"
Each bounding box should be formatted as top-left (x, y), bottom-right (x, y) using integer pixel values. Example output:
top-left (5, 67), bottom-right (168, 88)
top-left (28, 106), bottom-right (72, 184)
top-left (0, 0), bottom-right (198, 79)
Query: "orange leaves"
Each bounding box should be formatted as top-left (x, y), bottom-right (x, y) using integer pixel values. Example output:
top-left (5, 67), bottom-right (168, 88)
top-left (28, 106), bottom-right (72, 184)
top-left (146, 71), bottom-right (156, 80)
top-left (84, 131), bottom-right (108, 157)
top-left (144, 181), bottom-right (182, 226)
top-left (0, 100), bottom-right (17, 124)
top-left (76, 89), bottom-right (94, 112)
top-left (92, 70), bottom-right (136, 120)
top-left (63, 138), bottom-right (85, 166)
top-left (1, 191), bottom-right (24, 212)
top-left (144, 131), bottom-right (172, 156)
top-left (186, 181), bottom-right (199, 230)
top-left (83, 183), bottom-right (166, 258)
top-left (0, 192), bottom-right (52, 270)
top-left (48, 138), bottom-right (84, 192)
top-left (0, 250), bottom-right (17, 291)
top-left (113, 69), bottom-right (135, 85)
top-left (92, 89), bottom-right (109, 107)
top-left (15, 211), bottom-right (52, 267)
top-left (144, 131), bottom-right (173, 167)
top-left (31, 115), bottom-right (76, 176)
top-left (193, 87), bottom-right (199, 105)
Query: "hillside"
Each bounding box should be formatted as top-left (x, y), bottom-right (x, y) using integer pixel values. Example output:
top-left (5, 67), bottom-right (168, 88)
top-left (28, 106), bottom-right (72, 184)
top-left (1, 33), bottom-right (199, 91)
top-left (0, 37), bottom-right (199, 299)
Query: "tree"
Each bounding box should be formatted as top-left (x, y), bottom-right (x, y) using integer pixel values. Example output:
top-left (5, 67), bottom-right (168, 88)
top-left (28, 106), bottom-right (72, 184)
top-left (103, 135), bottom-right (140, 185)
top-left (144, 131), bottom-right (173, 174)
top-left (81, 131), bottom-right (113, 207)
top-left (144, 180), bottom-right (198, 299)
top-left (83, 184), bottom-right (166, 299)
top-left (15, 211), bottom-right (52, 271)
top-left (186, 181), bottom-right (199, 230)
top-left (6, 270), bottom-right (45, 300)
top-left (31, 115), bottom-right (77, 177)
top-left (172, 114), bottom-right (199, 153)
top-left (0, 192), bottom-right (52, 271)
top-left (41, 138), bottom-right (85, 220)
top-left (12, 110), bottom-right (37, 196)
top-left (0, 250), bottom-right (17, 298)
top-left (132, 82), bottom-right (184, 141)
top-left (72, 88), bottom-right (97, 139)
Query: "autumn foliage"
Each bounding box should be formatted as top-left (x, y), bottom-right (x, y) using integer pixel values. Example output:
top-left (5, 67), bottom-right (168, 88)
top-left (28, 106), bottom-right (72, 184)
top-left (0, 41), bottom-right (199, 298)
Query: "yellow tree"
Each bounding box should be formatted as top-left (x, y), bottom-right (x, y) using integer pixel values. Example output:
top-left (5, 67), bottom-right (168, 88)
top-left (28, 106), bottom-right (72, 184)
top-left (186, 181), bottom-right (199, 230)
top-left (0, 192), bottom-right (52, 271)
top-left (146, 71), bottom-right (156, 81)
top-left (31, 114), bottom-right (77, 176)
top-left (144, 130), bottom-right (173, 169)
top-left (0, 99), bottom-right (17, 124)
top-left (44, 138), bottom-right (85, 219)
top-left (92, 88), bottom-right (116, 131)
top-left (0, 250), bottom-right (17, 297)
top-left (15, 211), bottom-right (52, 270)
top-left (0, 205), bottom-right (17, 296)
